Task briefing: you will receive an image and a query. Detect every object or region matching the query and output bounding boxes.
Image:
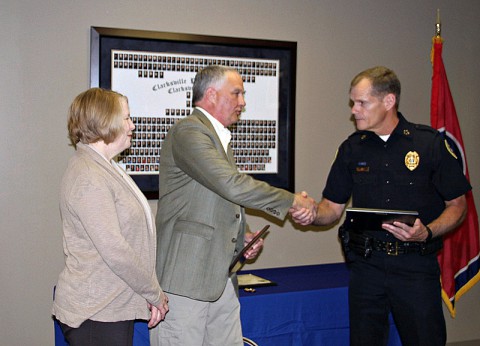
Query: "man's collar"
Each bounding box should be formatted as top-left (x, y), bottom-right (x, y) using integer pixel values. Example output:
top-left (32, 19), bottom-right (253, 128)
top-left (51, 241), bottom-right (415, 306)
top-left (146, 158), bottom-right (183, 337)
top-left (195, 107), bottom-right (231, 152)
top-left (357, 113), bottom-right (414, 142)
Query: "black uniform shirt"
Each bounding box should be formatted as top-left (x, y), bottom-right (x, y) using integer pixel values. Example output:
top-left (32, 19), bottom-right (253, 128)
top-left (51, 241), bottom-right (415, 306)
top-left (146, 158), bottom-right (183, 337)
top-left (323, 113), bottom-right (471, 226)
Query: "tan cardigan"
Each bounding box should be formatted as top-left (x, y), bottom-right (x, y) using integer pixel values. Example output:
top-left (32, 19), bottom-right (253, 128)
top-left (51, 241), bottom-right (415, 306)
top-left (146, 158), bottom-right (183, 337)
top-left (52, 143), bottom-right (163, 328)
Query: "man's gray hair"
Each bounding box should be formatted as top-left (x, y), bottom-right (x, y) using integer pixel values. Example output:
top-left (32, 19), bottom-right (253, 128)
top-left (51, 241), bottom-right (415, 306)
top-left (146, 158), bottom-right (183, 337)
top-left (192, 65), bottom-right (239, 105)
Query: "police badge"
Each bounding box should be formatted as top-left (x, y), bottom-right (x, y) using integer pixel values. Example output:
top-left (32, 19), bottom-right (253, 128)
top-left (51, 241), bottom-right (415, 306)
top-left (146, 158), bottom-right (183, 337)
top-left (405, 151), bottom-right (420, 171)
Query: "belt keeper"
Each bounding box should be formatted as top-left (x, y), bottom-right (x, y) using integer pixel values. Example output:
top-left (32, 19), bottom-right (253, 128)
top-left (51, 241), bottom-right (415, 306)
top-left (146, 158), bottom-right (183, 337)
top-left (420, 242), bottom-right (426, 255)
top-left (363, 237), bottom-right (373, 258)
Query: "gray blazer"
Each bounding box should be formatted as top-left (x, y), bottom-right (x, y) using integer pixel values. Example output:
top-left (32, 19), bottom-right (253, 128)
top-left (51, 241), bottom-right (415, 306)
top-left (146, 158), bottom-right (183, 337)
top-left (156, 109), bottom-right (293, 301)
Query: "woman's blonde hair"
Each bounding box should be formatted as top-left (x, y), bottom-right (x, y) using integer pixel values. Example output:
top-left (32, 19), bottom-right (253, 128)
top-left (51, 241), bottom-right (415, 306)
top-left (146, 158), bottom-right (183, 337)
top-left (67, 88), bottom-right (127, 148)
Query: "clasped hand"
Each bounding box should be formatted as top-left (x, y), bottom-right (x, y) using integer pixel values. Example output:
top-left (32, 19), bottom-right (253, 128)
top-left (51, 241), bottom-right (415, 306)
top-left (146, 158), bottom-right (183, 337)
top-left (289, 191), bottom-right (317, 225)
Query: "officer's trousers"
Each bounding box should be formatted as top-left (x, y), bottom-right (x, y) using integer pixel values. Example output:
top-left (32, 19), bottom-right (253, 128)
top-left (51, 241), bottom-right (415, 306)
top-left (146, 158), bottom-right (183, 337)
top-left (348, 250), bottom-right (446, 346)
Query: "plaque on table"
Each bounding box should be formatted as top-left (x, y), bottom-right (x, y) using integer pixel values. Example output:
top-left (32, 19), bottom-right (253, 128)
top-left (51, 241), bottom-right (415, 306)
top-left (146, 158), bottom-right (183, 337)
top-left (237, 273), bottom-right (276, 287)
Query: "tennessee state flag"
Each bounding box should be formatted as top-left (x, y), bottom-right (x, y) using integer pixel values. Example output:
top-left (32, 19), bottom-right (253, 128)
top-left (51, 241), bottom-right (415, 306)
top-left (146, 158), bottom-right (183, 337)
top-left (431, 35), bottom-right (480, 317)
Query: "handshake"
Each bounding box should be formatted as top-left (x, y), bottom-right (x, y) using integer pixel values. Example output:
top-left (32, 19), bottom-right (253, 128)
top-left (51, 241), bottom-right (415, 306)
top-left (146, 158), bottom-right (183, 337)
top-left (289, 191), bottom-right (317, 226)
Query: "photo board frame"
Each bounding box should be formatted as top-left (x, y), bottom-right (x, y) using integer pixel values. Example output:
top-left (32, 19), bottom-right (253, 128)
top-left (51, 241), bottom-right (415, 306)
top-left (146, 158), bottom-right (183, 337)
top-left (90, 26), bottom-right (297, 199)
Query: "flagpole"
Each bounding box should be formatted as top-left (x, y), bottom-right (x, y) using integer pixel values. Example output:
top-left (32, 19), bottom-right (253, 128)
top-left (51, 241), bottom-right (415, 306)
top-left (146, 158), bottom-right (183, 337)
top-left (431, 9), bottom-right (442, 65)
top-left (435, 8), bottom-right (441, 37)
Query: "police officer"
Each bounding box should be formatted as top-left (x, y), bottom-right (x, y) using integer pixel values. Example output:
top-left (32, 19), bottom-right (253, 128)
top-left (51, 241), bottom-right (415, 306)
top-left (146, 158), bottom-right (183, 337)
top-left (294, 66), bottom-right (471, 346)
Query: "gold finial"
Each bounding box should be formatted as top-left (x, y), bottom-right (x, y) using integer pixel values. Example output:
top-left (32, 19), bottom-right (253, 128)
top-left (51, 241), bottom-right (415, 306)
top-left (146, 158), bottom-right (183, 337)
top-left (435, 9), bottom-right (441, 37)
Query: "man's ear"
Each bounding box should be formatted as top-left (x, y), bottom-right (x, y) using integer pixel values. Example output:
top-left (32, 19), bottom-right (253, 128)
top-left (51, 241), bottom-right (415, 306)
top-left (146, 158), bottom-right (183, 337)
top-left (383, 93), bottom-right (396, 111)
top-left (205, 87), bottom-right (217, 104)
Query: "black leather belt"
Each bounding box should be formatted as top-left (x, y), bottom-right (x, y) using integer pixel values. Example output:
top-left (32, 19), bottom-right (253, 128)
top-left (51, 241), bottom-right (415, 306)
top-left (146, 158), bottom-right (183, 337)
top-left (370, 238), bottom-right (424, 255)
top-left (348, 231), bottom-right (442, 257)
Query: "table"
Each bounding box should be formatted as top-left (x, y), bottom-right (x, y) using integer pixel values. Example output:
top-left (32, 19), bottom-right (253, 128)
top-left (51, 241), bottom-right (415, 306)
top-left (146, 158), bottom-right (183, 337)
top-left (238, 263), bottom-right (401, 346)
top-left (55, 263), bottom-right (402, 345)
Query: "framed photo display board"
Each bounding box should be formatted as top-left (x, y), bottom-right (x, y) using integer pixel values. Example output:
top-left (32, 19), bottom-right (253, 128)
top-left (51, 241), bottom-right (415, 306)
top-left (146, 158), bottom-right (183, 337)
top-left (90, 27), bottom-right (297, 199)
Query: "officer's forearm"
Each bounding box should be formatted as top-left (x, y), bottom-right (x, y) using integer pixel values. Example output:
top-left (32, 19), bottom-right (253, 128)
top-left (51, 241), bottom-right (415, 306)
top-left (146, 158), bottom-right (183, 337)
top-left (312, 198), bottom-right (344, 226)
top-left (428, 195), bottom-right (467, 238)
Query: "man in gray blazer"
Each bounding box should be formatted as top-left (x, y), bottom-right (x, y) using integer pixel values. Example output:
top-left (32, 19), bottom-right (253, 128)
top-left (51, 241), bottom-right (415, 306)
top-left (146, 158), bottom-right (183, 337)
top-left (150, 65), bottom-right (316, 346)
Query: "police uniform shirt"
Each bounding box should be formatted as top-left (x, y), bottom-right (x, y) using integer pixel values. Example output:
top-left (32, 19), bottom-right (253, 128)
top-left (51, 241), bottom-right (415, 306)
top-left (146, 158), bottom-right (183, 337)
top-left (322, 113), bottom-right (472, 226)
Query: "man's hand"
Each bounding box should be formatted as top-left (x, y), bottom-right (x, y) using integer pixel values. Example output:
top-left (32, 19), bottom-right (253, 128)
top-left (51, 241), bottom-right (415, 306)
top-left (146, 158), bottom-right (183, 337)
top-left (382, 218), bottom-right (427, 242)
top-left (289, 191), bottom-right (317, 225)
top-left (243, 230), bottom-right (265, 260)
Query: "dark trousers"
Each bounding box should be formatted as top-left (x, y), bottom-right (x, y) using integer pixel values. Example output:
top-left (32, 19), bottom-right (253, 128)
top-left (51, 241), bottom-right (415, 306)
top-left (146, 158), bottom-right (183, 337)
top-left (58, 319), bottom-right (135, 346)
top-left (348, 251), bottom-right (446, 346)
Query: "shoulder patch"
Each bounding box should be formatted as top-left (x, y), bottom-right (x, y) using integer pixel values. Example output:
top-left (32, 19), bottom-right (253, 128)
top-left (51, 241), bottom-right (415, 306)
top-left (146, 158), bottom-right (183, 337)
top-left (444, 139), bottom-right (458, 159)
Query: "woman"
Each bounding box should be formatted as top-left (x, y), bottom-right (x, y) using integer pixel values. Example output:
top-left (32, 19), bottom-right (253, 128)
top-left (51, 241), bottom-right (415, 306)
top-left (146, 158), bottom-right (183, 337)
top-left (52, 88), bottom-right (168, 346)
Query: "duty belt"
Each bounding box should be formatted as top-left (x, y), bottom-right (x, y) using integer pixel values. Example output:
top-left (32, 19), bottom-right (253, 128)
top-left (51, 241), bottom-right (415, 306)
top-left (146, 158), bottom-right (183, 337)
top-left (348, 231), bottom-right (442, 257)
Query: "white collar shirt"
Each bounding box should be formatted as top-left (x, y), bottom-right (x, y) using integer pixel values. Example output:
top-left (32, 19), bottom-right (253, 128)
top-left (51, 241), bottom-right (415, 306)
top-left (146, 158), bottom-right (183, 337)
top-left (196, 107), bottom-right (232, 154)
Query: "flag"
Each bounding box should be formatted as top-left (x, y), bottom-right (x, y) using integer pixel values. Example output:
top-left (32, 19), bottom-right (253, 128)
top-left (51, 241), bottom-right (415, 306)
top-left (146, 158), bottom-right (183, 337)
top-left (430, 35), bottom-right (480, 317)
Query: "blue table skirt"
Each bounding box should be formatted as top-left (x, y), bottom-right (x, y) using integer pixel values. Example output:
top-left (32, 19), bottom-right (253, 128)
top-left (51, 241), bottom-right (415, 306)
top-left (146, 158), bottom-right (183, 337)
top-left (238, 263), bottom-right (401, 346)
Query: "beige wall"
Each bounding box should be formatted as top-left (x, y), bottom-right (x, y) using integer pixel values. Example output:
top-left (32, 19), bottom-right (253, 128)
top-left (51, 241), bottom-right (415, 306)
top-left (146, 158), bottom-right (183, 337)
top-left (1, 0), bottom-right (479, 344)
